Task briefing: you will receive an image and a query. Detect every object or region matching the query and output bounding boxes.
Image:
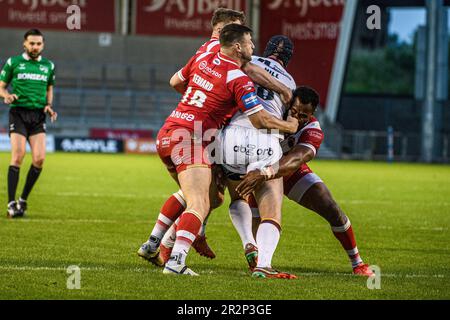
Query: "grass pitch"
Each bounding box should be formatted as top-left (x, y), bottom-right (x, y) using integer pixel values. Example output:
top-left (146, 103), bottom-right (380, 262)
top-left (0, 152), bottom-right (449, 300)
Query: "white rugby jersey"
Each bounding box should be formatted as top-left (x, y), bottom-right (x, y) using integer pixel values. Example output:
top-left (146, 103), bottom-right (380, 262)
top-left (227, 56), bottom-right (296, 131)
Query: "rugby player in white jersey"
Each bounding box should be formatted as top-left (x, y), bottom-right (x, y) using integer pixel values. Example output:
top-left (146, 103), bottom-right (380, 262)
top-left (220, 35), bottom-right (298, 278)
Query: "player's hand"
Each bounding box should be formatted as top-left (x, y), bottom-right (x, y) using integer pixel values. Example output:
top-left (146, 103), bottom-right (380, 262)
top-left (280, 87), bottom-right (293, 106)
top-left (286, 114), bottom-right (299, 134)
top-left (4, 94), bottom-right (18, 104)
top-left (236, 170), bottom-right (265, 199)
top-left (44, 105), bottom-right (58, 123)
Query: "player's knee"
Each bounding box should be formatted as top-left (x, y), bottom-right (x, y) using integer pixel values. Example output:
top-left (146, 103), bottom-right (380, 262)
top-left (11, 152), bottom-right (25, 166)
top-left (188, 197), bottom-right (210, 218)
top-left (32, 155), bottom-right (45, 168)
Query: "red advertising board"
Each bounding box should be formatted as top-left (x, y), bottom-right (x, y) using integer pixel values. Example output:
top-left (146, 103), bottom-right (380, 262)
top-left (90, 128), bottom-right (154, 140)
top-left (0, 0), bottom-right (116, 32)
top-left (135, 0), bottom-right (246, 37)
top-left (260, 0), bottom-right (345, 108)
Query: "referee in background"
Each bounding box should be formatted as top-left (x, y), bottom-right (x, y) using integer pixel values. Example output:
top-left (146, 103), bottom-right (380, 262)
top-left (0, 29), bottom-right (57, 218)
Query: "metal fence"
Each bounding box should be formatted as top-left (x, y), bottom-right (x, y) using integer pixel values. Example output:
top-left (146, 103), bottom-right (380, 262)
top-left (340, 130), bottom-right (450, 163)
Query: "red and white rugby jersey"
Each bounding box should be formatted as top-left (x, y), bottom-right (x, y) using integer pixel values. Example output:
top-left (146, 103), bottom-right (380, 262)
top-left (281, 116), bottom-right (324, 157)
top-left (196, 37), bottom-right (221, 55)
top-left (164, 52), bottom-right (264, 132)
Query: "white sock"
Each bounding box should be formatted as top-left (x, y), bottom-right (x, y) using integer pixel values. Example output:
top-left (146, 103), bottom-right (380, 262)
top-left (168, 240), bottom-right (191, 267)
top-left (149, 213), bottom-right (174, 243)
top-left (229, 200), bottom-right (257, 249)
top-left (256, 222), bottom-right (280, 268)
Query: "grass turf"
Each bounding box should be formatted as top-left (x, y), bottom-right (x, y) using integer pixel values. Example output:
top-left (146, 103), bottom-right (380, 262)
top-left (0, 153), bottom-right (449, 300)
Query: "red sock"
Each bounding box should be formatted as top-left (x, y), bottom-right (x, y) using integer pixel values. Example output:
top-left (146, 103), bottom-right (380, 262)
top-left (331, 219), bottom-right (363, 268)
top-left (169, 211), bottom-right (203, 265)
top-left (160, 191), bottom-right (186, 221)
top-left (150, 191), bottom-right (186, 241)
top-left (175, 211), bottom-right (202, 245)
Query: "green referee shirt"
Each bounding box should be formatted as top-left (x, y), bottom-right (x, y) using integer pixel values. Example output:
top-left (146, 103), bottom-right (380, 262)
top-left (0, 53), bottom-right (55, 109)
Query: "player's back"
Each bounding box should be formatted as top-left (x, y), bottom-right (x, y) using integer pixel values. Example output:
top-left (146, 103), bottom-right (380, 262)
top-left (228, 56), bottom-right (296, 131)
top-left (196, 37), bottom-right (221, 55)
top-left (164, 51), bottom-right (261, 133)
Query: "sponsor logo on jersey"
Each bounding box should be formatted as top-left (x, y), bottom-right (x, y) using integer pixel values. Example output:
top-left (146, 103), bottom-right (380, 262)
top-left (242, 92), bottom-right (259, 109)
top-left (198, 61), bottom-right (222, 78)
top-left (243, 81), bottom-right (254, 91)
top-left (40, 65), bottom-right (49, 74)
top-left (213, 58), bottom-right (221, 66)
top-left (193, 74), bottom-right (214, 91)
top-left (18, 63), bottom-right (26, 70)
top-left (161, 137), bottom-right (171, 148)
top-left (17, 73), bottom-right (48, 82)
top-left (170, 110), bottom-right (195, 122)
top-left (233, 144), bottom-right (274, 157)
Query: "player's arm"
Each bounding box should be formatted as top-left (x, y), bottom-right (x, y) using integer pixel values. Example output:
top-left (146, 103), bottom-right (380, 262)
top-left (243, 62), bottom-right (292, 105)
top-left (0, 81), bottom-right (18, 105)
top-left (248, 109), bottom-right (298, 134)
top-left (169, 72), bottom-right (188, 94)
top-left (0, 60), bottom-right (17, 104)
top-left (236, 145), bottom-right (315, 198)
top-left (170, 54), bottom-right (198, 94)
top-left (44, 85), bottom-right (57, 122)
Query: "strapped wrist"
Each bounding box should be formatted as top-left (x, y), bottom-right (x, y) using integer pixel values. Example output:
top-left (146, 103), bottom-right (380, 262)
top-left (260, 166), bottom-right (275, 180)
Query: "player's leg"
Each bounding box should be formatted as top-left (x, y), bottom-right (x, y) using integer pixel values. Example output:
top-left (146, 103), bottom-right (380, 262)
top-left (191, 165), bottom-right (225, 259)
top-left (160, 167), bottom-right (225, 262)
top-left (252, 178), bottom-right (296, 279)
top-left (298, 181), bottom-right (373, 276)
top-left (16, 132), bottom-right (46, 216)
top-left (138, 171), bottom-right (184, 266)
top-left (7, 133), bottom-right (27, 218)
top-left (163, 166), bottom-right (211, 275)
top-left (247, 194), bottom-right (261, 239)
top-left (226, 178), bottom-right (258, 270)
top-left (284, 168), bottom-right (373, 277)
top-left (138, 128), bottom-right (185, 266)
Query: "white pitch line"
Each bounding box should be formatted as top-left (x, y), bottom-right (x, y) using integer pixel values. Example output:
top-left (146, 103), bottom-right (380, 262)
top-left (338, 199), bottom-right (450, 206)
top-left (0, 265), bottom-right (444, 279)
top-left (55, 192), bottom-right (167, 199)
top-left (13, 219), bottom-right (448, 232)
top-left (0, 265), bottom-right (160, 273)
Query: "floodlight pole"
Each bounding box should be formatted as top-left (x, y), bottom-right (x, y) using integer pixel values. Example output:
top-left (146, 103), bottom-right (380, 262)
top-left (421, 0), bottom-right (446, 163)
top-left (325, 0), bottom-right (358, 123)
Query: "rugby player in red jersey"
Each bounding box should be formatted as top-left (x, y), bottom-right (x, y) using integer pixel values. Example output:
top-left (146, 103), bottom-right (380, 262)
top-left (144, 8), bottom-right (295, 261)
top-left (138, 24), bottom-right (299, 275)
top-left (236, 86), bottom-right (374, 277)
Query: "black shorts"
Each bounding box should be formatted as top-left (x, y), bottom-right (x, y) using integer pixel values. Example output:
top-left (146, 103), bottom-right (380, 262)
top-left (9, 107), bottom-right (46, 139)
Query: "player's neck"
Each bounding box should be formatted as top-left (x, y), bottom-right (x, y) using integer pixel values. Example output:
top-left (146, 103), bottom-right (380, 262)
top-left (267, 55), bottom-right (285, 68)
top-left (23, 52), bottom-right (42, 61)
top-left (210, 31), bottom-right (220, 40)
top-left (219, 49), bottom-right (242, 67)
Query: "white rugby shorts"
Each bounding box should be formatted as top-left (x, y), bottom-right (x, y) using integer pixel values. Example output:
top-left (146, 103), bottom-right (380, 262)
top-left (219, 125), bottom-right (283, 175)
